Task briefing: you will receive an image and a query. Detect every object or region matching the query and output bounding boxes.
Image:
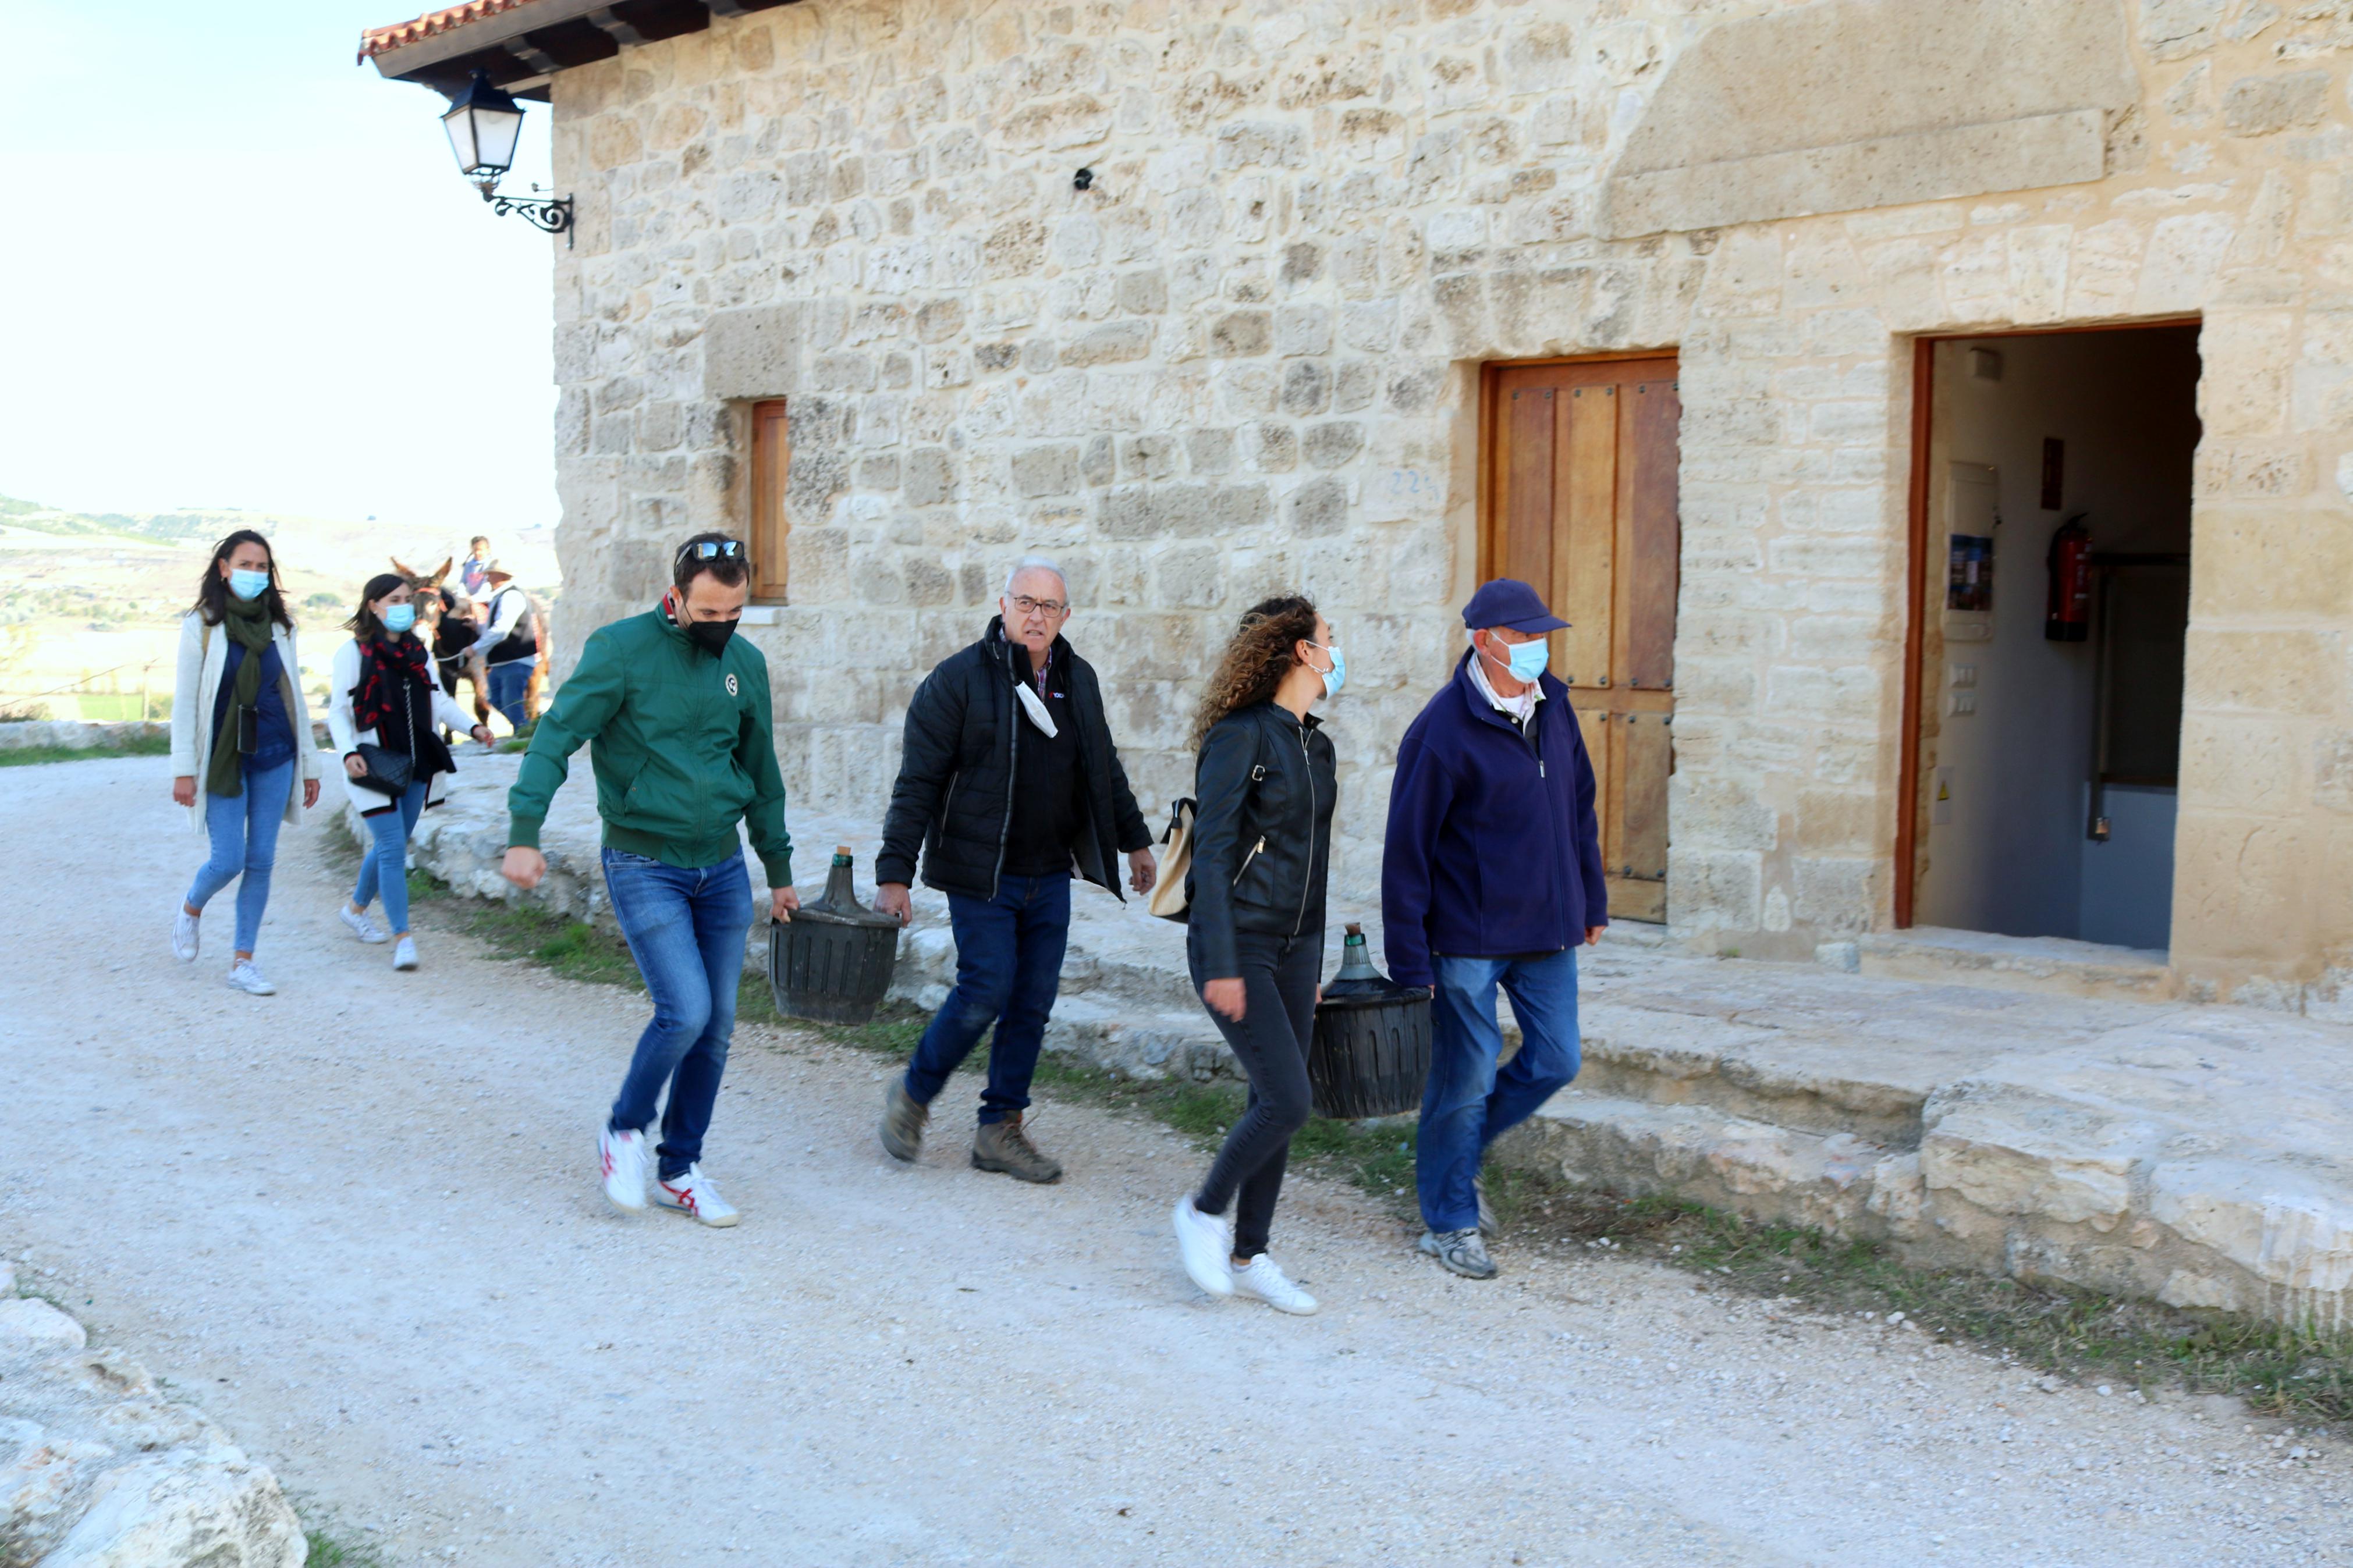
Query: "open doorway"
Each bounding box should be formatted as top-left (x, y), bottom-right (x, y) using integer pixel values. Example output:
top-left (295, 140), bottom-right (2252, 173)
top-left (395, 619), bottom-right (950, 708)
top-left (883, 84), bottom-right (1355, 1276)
top-left (1900, 323), bottom-right (2201, 952)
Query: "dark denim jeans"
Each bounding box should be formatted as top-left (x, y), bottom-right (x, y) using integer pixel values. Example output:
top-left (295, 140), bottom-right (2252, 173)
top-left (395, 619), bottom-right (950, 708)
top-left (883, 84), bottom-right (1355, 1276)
top-left (603, 847), bottom-right (752, 1181)
top-left (1416, 947), bottom-right (1582, 1235)
top-left (903, 872), bottom-right (1071, 1125)
top-left (487, 660), bottom-right (531, 729)
top-left (186, 756), bottom-right (295, 955)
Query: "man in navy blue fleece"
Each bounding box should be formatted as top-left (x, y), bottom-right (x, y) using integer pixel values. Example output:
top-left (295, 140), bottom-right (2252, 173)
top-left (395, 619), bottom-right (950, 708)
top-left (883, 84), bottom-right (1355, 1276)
top-left (1381, 578), bottom-right (1608, 1279)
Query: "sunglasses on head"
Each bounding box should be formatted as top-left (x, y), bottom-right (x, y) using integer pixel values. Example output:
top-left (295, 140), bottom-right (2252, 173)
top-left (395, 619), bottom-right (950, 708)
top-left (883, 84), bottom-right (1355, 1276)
top-left (676, 539), bottom-right (744, 566)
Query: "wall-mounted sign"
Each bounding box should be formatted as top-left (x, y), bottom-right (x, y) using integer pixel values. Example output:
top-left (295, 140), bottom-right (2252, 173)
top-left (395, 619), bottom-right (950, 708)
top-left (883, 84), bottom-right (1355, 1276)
top-left (1947, 534), bottom-right (1994, 613)
top-left (2041, 437), bottom-right (2064, 510)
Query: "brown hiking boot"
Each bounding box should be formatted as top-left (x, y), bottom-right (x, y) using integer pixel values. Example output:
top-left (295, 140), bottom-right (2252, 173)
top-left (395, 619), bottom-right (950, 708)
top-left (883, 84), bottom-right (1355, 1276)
top-left (879, 1079), bottom-right (929, 1163)
top-left (970, 1114), bottom-right (1063, 1184)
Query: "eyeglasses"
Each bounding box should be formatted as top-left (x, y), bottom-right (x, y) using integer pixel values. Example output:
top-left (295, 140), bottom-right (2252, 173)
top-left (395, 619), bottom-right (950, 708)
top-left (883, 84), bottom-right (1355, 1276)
top-left (676, 539), bottom-right (744, 566)
top-left (1008, 595), bottom-right (1069, 617)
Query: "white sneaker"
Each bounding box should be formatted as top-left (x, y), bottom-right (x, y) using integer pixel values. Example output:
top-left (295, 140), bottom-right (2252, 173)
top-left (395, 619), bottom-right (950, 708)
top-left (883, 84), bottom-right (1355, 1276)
top-left (223, 961), bottom-right (276, 996)
top-left (652, 1165), bottom-right (740, 1228)
top-left (172, 908), bottom-right (200, 963)
top-left (599, 1126), bottom-right (650, 1213)
top-left (392, 936), bottom-right (418, 971)
top-left (1233, 1254), bottom-right (1319, 1315)
top-left (1173, 1196), bottom-right (1234, 1298)
top-left (339, 904), bottom-right (388, 944)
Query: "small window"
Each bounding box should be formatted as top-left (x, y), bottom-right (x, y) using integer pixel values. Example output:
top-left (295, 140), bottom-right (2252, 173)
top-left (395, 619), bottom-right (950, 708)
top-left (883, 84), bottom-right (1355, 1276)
top-left (748, 398), bottom-right (789, 602)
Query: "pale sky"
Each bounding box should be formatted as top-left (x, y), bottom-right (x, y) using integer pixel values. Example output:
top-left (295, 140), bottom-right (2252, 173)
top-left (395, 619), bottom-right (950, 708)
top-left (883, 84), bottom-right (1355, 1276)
top-left (0, 1), bottom-right (558, 534)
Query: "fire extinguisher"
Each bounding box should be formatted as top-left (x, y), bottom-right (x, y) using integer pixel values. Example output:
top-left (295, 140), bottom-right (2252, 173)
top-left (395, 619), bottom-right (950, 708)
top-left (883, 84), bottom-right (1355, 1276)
top-left (2045, 514), bottom-right (2092, 643)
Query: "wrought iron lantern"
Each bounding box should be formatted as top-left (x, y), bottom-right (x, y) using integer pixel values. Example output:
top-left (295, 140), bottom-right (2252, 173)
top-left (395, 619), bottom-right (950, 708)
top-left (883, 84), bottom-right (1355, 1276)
top-left (441, 70), bottom-right (573, 243)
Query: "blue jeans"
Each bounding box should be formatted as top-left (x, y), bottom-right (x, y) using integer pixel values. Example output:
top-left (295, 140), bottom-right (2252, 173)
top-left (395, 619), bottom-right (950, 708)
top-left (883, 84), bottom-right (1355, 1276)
top-left (903, 873), bottom-right (1071, 1125)
top-left (352, 778), bottom-right (430, 936)
top-left (487, 661), bottom-right (531, 728)
top-left (1416, 947), bottom-right (1583, 1234)
top-left (186, 757), bottom-right (296, 955)
top-left (604, 847), bottom-right (752, 1181)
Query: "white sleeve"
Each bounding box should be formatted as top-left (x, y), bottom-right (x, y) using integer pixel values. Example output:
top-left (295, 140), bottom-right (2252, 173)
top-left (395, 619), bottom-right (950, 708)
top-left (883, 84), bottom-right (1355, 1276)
top-left (326, 641), bottom-right (375, 756)
top-left (169, 614), bottom-right (204, 775)
top-left (482, 588), bottom-right (527, 645)
top-left (430, 685), bottom-right (478, 736)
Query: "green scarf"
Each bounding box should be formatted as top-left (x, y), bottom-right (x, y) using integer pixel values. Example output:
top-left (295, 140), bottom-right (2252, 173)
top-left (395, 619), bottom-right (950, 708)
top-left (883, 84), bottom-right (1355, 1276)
top-left (205, 592), bottom-right (276, 798)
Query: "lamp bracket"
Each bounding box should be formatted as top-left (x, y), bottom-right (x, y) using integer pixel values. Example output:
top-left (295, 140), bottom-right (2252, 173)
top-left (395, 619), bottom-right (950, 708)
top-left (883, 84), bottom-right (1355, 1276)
top-left (476, 181), bottom-right (575, 246)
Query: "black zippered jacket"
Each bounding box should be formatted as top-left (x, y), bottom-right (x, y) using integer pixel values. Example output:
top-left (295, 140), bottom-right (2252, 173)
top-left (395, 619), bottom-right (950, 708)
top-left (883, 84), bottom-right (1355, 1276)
top-left (1183, 702), bottom-right (1339, 979)
top-left (877, 618), bottom-right (1152, 901)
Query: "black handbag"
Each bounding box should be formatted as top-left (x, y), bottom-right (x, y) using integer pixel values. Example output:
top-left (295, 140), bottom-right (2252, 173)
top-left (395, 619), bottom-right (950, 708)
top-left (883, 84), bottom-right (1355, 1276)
top-left (349, 662), bottom-right (420, 797)
top-left (349, 742), bottom-right (412, 797)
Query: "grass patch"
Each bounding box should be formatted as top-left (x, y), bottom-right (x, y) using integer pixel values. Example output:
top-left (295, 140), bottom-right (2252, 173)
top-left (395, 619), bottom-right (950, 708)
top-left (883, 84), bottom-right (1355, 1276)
top-left (1473, 1170), bottom-right (2353, 1429)
top-left (302, 1528), bottom-right (385, 1567)
top-left (404, 868), bottom-right (2353, 1428)
top-left (0, 735), bottom-right (171, 767)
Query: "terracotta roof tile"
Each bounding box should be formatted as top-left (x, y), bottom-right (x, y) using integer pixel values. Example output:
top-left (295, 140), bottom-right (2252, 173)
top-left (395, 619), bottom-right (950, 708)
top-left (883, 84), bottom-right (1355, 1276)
top-left (359, 1), bottom-right (536, 62)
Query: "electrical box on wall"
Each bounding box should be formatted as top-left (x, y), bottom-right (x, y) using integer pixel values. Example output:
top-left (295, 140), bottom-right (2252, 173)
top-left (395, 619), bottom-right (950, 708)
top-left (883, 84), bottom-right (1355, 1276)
top-left (1943, 462), bottom-right (1999, 643)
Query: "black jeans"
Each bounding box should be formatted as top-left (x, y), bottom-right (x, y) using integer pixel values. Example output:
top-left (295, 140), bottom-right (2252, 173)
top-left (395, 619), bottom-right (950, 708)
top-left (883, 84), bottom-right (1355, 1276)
top-left (1188, 926), bottom-right (1322, 1258)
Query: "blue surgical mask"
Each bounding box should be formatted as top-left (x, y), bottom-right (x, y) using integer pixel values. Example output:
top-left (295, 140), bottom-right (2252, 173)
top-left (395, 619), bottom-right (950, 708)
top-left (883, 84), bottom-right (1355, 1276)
top-left (1485, 635), bottom-right (1548, 683)
top-left (382, 603), bottom-right (417, 634)
top-left (228, 568), bottom-right (271, 602)
top-left (1308, 642), bottom-right (1346, 697)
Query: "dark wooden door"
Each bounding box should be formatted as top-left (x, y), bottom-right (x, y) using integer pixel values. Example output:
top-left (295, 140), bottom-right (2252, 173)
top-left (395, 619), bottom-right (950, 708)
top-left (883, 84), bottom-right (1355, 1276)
top-left (1482, 357), bottom-right (1680, 923)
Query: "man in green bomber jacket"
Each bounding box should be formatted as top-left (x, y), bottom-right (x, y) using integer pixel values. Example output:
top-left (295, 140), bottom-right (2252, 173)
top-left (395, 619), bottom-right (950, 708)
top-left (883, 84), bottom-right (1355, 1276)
top-left (501, 532), bottom-right (800, 1228)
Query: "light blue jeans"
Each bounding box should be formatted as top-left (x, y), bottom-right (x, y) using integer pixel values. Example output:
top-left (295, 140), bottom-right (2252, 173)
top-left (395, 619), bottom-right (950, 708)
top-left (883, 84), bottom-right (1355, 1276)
top-left (352, 778), bottom-right (430, 936)
top-left (1415, 947), bottom-right (1583, 1235)
top-left (187, 757), bottom-right (296, 956)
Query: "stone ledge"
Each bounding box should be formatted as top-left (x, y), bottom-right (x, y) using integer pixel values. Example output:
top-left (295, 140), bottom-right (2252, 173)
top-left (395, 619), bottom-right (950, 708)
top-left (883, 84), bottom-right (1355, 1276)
top-left (0, 1260), bottom-right (303, 1566)
top-left (0, 720), bottom-right (169, 752)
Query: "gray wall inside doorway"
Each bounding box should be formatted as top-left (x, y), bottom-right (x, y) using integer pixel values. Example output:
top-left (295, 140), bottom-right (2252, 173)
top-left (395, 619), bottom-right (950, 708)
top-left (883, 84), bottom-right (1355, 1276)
top-left (1914, 326), bottom-right (2201, 950)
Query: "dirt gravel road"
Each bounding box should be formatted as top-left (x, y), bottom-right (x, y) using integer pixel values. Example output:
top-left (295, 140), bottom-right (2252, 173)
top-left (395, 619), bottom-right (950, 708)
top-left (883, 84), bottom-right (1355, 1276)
top-left (2, 756), bottom-right (2344, 1566)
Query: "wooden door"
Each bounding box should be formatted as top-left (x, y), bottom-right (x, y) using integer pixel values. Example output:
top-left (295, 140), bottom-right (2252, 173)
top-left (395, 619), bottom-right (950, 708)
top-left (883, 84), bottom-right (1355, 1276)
top-left (1481, 357), bottom-right (1680, 923)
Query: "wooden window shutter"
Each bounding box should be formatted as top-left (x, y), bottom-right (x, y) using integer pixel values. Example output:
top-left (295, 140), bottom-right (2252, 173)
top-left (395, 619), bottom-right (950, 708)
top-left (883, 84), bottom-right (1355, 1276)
top-left (749, 399), bottom-right (790, 602)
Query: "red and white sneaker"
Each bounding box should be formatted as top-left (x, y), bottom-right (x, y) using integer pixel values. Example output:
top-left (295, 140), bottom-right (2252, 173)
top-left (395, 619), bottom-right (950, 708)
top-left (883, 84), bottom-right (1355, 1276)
top-left (652, 1165), bottom-right (739, 1228)
top-left (598, 1125), bottom-right (650, 1214)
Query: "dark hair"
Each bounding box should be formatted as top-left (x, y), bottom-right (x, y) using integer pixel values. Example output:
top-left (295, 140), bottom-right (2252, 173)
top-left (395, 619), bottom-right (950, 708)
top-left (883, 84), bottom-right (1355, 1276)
top-left (191, 529), bottom-right (293, 629)
top-left (1188, 595), bottom-right (1321, 751)
top-left (673, 531), bottom-right (750, 592)
top-left (345, 572), bottom-right (412, 642)
top-left (469, 535), bottom-right (490, 550)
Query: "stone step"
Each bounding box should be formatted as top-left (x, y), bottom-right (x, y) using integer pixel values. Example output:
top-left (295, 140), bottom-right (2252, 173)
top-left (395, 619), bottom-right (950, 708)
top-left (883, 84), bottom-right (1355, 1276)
top-left (1038, 994), bottom-right (1236, 1084)
top-left (1495, 1090), bottom-right (1907, 1241)
top-left (1839, 926), bottom-right (2175, 1004)
top-left (1570, 1008), bottom-right (1941, 1149)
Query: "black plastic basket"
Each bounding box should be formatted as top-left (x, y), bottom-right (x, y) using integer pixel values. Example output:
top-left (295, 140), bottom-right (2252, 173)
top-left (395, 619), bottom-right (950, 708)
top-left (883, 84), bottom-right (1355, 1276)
top-left (767, 847), bottom-right (902, 1026)
top-left (1307, 924), bottom-right (1433, 1119)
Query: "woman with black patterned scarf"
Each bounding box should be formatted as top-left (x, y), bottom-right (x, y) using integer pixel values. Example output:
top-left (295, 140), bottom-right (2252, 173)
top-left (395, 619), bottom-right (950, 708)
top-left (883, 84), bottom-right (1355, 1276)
top-left (328, 571), bottom-right (494, 972)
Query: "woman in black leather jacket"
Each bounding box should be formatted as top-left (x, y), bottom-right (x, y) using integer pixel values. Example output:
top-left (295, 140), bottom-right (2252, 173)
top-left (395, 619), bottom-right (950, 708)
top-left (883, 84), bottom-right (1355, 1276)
top-left (1171, 595), bottom-right (1341, 1315)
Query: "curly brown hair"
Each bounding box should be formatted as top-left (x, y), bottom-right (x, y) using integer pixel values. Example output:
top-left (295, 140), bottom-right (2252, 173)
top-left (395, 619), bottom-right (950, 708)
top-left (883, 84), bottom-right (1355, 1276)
top-left (1187, 595), bottom-right (1321, 751)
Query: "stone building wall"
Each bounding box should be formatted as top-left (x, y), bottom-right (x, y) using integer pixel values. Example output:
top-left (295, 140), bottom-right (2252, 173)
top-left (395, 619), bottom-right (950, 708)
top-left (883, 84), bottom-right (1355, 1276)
top-left (539, 0), bottom-right (2353, 1005)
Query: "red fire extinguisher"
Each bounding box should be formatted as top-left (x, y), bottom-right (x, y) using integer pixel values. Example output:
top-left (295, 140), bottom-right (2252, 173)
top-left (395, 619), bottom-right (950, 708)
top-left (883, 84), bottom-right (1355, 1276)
top-left (2045, 514), bottom-right (2092, 643)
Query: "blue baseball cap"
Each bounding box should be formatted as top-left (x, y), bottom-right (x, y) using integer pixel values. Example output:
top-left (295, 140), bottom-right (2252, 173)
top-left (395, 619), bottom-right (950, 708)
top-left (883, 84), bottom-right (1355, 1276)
top-left (1461, 578), bottom-right (1568, 633)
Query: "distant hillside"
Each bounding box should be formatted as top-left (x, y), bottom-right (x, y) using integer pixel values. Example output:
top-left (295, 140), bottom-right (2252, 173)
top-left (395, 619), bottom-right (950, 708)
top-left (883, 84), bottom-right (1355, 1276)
top-left (0, 494), bottom-right (391, 550)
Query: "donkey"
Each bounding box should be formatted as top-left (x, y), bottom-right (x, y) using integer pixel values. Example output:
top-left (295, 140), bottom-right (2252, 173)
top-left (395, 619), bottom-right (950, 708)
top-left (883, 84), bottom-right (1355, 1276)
top-left (390, 555), bottom-right (492, 727)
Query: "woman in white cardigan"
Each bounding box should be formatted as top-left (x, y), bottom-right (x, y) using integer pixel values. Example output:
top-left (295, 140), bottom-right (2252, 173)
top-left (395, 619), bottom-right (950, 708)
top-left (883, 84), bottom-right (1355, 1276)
top-left (169, 530), bottom-right (323, 995)
top-left (331, 571), bottom-right (494, 972)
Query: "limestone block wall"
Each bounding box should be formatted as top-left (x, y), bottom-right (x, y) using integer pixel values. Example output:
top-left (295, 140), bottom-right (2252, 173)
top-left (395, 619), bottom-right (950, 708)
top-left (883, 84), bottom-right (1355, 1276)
top-left (538, 0), bottom-right (2353, 1004)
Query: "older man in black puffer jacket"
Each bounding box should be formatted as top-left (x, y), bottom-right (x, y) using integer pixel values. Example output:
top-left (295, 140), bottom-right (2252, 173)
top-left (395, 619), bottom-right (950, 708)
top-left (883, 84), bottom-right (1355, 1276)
top-left (873, 555), bottom-right (1156, 1182)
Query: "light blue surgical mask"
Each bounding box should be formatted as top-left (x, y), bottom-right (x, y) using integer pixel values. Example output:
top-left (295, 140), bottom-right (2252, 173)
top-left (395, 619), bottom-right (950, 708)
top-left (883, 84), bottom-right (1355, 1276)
top-left (382, 603), bottom-right (417, 634)
top-left (1307, 642), bottom-right (1345, 697)
top-left (228, 568), bottom-right (271, 602)
top-left (1481, 634), bottom-right (1549, 684)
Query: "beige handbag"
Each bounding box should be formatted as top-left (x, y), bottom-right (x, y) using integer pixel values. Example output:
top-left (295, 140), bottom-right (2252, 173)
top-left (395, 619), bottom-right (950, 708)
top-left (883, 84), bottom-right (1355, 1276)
top-left (1148, 797), bottom-right (1197, 922)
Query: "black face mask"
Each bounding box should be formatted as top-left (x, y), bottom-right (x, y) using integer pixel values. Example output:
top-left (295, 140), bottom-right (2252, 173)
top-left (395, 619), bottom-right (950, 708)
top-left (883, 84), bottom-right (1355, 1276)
top-left (685, 617), bottom-right (739, 656)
